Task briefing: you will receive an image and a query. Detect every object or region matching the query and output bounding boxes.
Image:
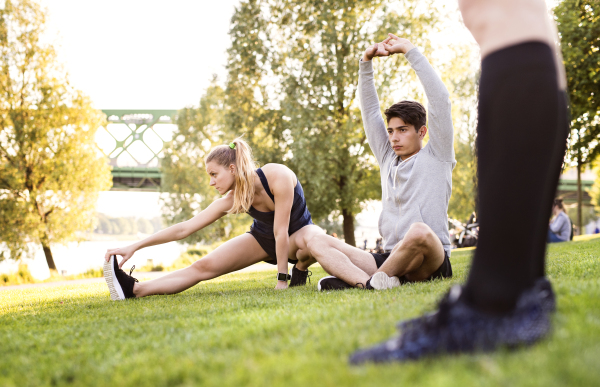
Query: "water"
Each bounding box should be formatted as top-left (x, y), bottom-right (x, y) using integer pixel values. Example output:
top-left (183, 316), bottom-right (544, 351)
top-left (0, 240), bottom-right (186, 280)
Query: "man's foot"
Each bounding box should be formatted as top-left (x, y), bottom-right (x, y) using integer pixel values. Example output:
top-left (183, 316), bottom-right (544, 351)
top-left (289, 265), bottom-right (312, 287)
top-left (103, 255), bottom-right (139, 300)
top-left (349, 281), bottom-right (553, 364)
top-left (318, 276), bottom-right (375, 291)
top-left (369, 271), bottom-right (401, 290)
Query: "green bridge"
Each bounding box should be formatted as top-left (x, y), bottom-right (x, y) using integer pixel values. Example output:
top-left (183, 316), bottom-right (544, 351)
top-left (97, 110), bottom-right (595, 204)
top-left (98, 109), bottom-right (177, 192)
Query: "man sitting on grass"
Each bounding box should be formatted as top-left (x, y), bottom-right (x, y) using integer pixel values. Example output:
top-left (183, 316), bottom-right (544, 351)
top-left (308, 34), bottom-right (455, 290)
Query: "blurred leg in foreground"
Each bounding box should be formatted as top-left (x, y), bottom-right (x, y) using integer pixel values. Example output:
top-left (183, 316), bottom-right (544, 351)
top-left (350, 0), bottom-right (570, 363)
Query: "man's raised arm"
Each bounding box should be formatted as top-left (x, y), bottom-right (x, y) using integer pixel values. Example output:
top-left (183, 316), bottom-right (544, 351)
top-left (358, 41), bottom-right (394, 166)
top-left (384, 34), bottom-right (454, 162)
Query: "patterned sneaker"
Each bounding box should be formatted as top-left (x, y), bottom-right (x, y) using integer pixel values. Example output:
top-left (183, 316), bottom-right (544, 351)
top-left (318, 276), bottom-right (375, 291)
top-left (103, 255), bottom-right (139, 300)
top-left (289, 265), bottom-right (312, 287)
top-left (369, 271), bottom-right (401, 290)
top-left (349, 282), bottom-right (553, 364)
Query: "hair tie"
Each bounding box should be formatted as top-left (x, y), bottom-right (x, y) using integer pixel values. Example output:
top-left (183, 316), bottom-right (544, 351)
top-left (229, 142), bottom-right (236, 149)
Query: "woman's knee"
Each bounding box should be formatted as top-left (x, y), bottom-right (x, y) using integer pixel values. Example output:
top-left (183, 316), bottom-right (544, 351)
top-left (190, 257), bottom-right (218, 279)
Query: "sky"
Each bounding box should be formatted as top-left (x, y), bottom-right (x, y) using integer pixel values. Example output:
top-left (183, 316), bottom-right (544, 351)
top-left (38, 0), bottom-right (556, 221)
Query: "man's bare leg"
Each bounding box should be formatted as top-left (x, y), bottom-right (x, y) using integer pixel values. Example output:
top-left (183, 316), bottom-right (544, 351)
top-left (307, 233), bottom-right (377, 287)
top-left (377, 222), bottom-right (445, 282)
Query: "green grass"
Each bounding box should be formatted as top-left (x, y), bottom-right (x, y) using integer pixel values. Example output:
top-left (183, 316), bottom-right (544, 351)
top-left (1, 239), bottom-right (599, 387)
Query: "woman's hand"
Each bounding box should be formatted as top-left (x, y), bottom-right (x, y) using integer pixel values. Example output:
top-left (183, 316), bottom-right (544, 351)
top-left (275, 280), bottom-right (288, 290)
top-left (104, 243), bottom-right (138, 269)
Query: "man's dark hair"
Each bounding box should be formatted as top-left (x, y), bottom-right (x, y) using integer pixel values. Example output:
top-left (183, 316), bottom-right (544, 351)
top-left (384, 100), bottom-right (427, 131)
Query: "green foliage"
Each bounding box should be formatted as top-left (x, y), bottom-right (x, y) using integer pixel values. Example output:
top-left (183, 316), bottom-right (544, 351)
top-left (1, 238), bottom-right (600, 386)
top-left (0, 0), bottom-right (112, 267)
top-left (166, 245), bottom-right (214, 270)
top-left (226, 0), bottom-right (443, 246)
top-left (160, 77), bottom-right (253, 244)
top-left (554, 0), bottom-right (600, 166)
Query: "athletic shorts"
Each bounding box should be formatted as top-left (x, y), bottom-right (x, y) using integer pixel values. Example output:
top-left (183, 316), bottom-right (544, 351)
top-left (371, 250), bottom-right (453, 283)
top-left (247, 229), bottom-right (300, 266)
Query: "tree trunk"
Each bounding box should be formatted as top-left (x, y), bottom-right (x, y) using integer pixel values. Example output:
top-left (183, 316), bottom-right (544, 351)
top-left (41, 233), bottom-right (57, 272)
top-left (342, 208), bottom-right (356, 247)
top-left (577, 152), bottom-right (583, 236)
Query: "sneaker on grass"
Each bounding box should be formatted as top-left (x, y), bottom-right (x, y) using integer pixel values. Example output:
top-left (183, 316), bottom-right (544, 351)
top-left (317, 276), bottom-right (375, 291)
top-left (289, 265), bottom-right (312, 287)
top-left (103, 255), bottom-right (139, 300)
top-left (349, 280), bottom-right (554, 364)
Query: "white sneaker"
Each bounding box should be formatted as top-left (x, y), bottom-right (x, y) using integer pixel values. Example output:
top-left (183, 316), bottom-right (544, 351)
top-left (369, 271), bottom-right (401, 290)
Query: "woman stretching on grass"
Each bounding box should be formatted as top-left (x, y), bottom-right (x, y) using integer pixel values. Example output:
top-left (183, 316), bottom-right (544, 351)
top-left (103, 138), bottom-right (325, 300)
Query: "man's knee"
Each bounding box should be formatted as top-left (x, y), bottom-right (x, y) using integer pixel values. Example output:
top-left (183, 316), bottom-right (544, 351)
top-left (306, 233), bottom-right (331, 254)
top-left (404, 222), bottom-right (433, 248)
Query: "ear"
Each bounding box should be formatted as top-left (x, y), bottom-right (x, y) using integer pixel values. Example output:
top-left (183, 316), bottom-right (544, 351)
top-left (229, 164), bottom-right (236, 174)
top-left (419, 126), bottom-right (428, 139)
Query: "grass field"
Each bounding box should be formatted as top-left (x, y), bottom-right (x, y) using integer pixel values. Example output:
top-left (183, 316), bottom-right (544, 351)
top-left (1, 238), bottom-right (599, 387)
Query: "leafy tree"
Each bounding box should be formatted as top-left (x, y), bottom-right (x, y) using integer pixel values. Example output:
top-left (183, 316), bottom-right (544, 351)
top-left (137, 218), bottom-right (153, 234)
top-left (0, 0), bottom-right (111, 270)
top-left (227, 0), bottom-right (439, 246)
top-left (160, 77), bottom-right (252, 244)
top-left (555, 0), bottom-right (600, 233)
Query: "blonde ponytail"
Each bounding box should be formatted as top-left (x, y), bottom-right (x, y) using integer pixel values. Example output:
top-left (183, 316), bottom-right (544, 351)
top-left (205, 137), bottom-right (257, 214)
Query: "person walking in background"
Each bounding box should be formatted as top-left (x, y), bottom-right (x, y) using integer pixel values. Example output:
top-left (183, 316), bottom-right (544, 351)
top-left (350, 0), bottom-right (570, 363)
top-left (548, 199), bottom-right (571, 243)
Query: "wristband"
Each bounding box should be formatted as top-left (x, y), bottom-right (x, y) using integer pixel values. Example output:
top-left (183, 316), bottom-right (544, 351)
top-left (277, 273), bottom-right (291, 281)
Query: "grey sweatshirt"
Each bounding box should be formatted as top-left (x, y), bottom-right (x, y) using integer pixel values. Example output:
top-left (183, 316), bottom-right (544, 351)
top-left (358, 48), bottom-right (456, 255)
top-left (549, 211), bottom-right (571, 241)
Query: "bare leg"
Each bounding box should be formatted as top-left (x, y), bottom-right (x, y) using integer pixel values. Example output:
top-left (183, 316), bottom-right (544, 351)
top-left (133, 233), bottom-right (268, 297)
top-left (459, 0), bottom-right (566, 89)
top-left (306, 233), bottom-right (376, 287)
top-left (377, 222), bottom-right (445, 282)
top-left (288, 225), bottom-right (325, 271)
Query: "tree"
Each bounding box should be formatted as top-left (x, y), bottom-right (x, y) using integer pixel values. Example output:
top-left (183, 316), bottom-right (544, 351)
top-left (227, 0), bottom-right (440, 246)
top-left (555, 0), bottom-right (600, 234)
top-left (0, 0), bottom-right (111, 270)
top-left (160, 77), bottom-right (252, 244)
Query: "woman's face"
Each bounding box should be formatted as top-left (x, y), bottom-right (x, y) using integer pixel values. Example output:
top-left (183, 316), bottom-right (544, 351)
top-left (206, 161), bottom-right (235, 195)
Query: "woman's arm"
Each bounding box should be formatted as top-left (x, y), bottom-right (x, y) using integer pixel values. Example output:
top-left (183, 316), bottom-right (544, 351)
top-left (104, 195), bottom-right (233, 268)
top-left (269, 167), bottom-right (296, 290)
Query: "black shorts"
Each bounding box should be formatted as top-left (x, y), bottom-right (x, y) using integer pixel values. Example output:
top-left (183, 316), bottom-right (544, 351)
top-left (247, 230), bottom-right (299, 266)
top-left (371, 250), bottom-right (453, 283)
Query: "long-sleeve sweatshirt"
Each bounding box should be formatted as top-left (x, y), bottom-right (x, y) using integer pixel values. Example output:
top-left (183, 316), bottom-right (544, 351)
top-left (549, 211), bottom-right (571, 241)
top-left (358, 48), bottom-right (456, 255)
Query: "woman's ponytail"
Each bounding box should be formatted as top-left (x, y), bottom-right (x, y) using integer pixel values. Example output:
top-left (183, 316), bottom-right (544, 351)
top-left (205, 137), bottom-right (257, 214)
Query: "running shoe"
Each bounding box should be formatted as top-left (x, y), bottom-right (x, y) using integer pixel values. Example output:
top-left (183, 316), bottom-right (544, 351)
top-left (349, 281), bottom-right (552, 364)
top-left (369, 271), bottom-right (401, 290)
top-left (318, 276), bottom-right (374, 291)
top-left (289, 265), bottom-right (312, 287)
top-left (103, 255), bottom-right (139, 300)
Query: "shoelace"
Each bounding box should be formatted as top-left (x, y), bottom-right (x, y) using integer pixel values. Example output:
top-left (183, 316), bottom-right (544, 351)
top-left (306, 270), bottom-right (312, 284)
top-left (129, 265), bottom-right (139, 283)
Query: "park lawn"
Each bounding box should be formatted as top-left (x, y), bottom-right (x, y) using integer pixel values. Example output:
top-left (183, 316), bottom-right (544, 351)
top-left (1, 239), bottom-right (599, 387)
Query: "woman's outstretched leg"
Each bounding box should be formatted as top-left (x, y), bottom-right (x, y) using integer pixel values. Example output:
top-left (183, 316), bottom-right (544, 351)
top-left (132, 233), bottom-right (268, 297)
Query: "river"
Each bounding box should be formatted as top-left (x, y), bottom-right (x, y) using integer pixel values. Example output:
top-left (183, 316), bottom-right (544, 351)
top-left (0, 239), bottom-right (187, 280)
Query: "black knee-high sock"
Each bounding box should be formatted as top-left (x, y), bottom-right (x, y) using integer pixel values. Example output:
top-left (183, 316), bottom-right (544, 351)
top-left (462, 42), bottom-right (569, 314)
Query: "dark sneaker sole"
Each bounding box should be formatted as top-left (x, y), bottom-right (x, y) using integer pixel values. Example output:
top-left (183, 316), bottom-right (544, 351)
top-left (104, 255), bottom-right (125, 301)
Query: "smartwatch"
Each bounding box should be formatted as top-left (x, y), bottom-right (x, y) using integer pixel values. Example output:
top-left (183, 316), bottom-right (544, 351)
top-left (277, 273), bottom-right (292, 281)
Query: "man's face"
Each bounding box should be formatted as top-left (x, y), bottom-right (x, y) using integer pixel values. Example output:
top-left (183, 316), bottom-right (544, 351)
top-left (387, 117), bottom-right (426, 159)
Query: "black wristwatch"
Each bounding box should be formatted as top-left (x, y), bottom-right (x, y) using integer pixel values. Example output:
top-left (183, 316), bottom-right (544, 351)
top-left (277, 273), bottom-right (291, 281)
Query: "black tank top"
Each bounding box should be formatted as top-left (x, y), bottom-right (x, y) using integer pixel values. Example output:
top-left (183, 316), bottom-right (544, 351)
top-left (247, 168), bottom-right (313, 237)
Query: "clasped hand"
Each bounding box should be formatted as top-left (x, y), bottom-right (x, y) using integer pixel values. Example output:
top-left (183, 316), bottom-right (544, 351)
top-left (363, 33), bottom-right (416, 61)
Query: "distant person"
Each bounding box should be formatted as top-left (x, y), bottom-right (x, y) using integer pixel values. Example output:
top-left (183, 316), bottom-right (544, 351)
top-left (548, 199), bottom-right (571, 243)
top-left (103, 138), bottom-right (326, 300)
top-left (363, 239), bottom-right (368, 250)
top-left (308, 35), bottom-right (454, 291)
top-left (350, 0), bottom-right (570, 363)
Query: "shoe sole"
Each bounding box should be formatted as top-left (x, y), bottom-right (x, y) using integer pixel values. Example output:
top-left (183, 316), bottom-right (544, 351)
top-left (318, 276), bottom-right (337, 291)
top-left (370, 272), bottom-right (401, 290)
top-left (103, 255), bottom-right (125, 301)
